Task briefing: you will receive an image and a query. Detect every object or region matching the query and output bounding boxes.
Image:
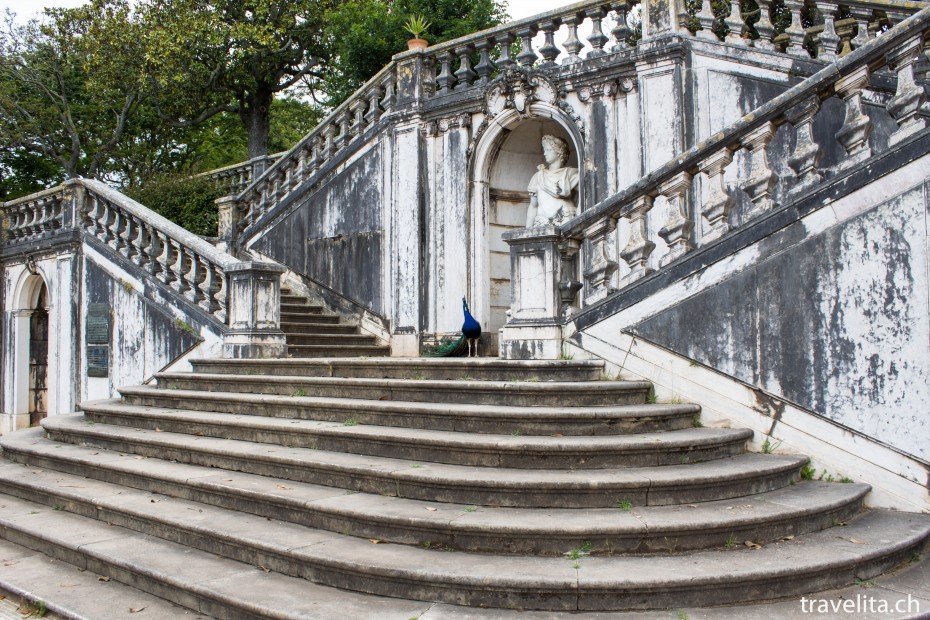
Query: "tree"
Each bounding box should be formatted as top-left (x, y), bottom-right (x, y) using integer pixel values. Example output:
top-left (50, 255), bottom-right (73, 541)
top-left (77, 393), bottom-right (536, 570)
top-left (0, 2), bottom-right (146, 180)
top-left (140, 0), bottom-right (335, 160)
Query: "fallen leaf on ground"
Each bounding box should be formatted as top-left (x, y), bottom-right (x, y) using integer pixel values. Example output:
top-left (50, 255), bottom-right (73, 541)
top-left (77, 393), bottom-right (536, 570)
top-left (369, 539), bottom-right (382, 544)
top-left (196, 432), bottom-right (204, 436)
top-left (276, 484), bottom-right (291, 490)
top-left (3, 561), bottom-right (17, 567)
top-left (130, 607), bottom-right (146, 613)
top-left (425, 507), bottom-right (437, 511)
top-left (847, 538), bottom-right (865, 544)
top-left (97, 576), bottom-right (110, 582)
top-left (744, 541), bottom-right (762, 549)
top-left (258, 565), bottom-right (270, 573)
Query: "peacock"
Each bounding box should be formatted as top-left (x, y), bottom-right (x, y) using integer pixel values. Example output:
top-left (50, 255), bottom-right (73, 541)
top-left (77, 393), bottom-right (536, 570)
top-left (426, 296), bottom-right (482, 357)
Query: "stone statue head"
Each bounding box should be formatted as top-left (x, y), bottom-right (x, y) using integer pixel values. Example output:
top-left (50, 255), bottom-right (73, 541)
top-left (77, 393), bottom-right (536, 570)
top-left (541, 135), bottom-right (569, 166)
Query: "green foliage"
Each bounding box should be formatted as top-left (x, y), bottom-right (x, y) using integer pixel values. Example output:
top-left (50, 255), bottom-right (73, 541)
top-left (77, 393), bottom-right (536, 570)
top-left (800, 463), bottom-right (816, 479)
top-left (321, 0), bottom-right (507, 106)
top-left (0, 149), bottom-right (63, 201)
top-left (126, 174), bottom-right (221, 236)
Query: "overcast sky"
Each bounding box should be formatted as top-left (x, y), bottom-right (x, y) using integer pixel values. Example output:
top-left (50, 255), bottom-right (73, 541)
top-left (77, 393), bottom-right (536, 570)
top-left (0, 0), bottom-right (571, 23)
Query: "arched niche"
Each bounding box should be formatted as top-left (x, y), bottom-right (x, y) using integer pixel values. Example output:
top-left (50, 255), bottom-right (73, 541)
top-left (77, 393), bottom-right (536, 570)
top-left (10, 268), bottom-right (50, 425)
top-left (467, 103), bottom-right (584, 353)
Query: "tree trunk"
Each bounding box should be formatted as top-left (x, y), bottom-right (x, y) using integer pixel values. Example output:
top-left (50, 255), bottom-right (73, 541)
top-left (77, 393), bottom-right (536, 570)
top-left (243, 84), bottom-right (273, 160)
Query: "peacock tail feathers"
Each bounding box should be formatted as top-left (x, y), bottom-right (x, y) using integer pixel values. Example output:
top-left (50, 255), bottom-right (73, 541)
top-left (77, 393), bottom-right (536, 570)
top-left (426, 335), bottom-right (467, 357)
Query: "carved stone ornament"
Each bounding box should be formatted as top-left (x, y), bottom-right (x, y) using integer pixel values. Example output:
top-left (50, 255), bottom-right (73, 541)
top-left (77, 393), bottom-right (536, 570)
top-left (25, 255), bottom-right (38, 275)
top-left (577, 80), bottom-right (620, 103)
top-left (468, 67), bottom-right (584, 158)
top-left (422, 113), bottom-right (472, 137)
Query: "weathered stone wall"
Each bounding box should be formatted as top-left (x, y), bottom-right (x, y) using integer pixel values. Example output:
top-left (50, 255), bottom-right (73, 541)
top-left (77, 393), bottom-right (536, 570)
top-left (254, 142), bottom-right (386, 316)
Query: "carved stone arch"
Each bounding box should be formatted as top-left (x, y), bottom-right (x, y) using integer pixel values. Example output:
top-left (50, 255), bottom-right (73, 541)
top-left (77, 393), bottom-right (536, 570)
top-left (465, 97), bottom-right (586, 355)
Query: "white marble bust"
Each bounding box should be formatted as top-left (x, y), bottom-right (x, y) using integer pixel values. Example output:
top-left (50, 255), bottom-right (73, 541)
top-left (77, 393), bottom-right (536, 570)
top-left (525, 135), bottom-right (580, 228)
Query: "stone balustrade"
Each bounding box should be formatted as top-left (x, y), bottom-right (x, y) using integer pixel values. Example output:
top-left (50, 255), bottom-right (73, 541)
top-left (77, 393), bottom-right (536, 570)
top-left (505, 4), bottom-right (929, 326)
top-left (422, 0), bottom-right (640, 95)
top-left (234, 64), bottom-right (399, 236)
top-left (2, 179), bottom-right (287, 358)
top-left (695, 0), bottom-right (926, 58)
top-left (3, 187), bottom-right (67, 242)
top-left (197, 153), bottom-right (284, 196)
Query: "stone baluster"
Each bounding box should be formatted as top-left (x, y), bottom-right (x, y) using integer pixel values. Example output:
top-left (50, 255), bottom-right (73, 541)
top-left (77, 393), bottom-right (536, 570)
top-left (454, 45), bottom-right (477, 90)
top-left (435, 51), bottom-right (455, 94)
top-left (783, 0), bottom-right (810, 57)
top-left (474, 40), bottom-right (495, 84)
top-left (562, 15), bottom-right (584, 63)
top-left (785, 96), bottom-right (824, 199)
top-left (183, 254), bottom-right (202, 305)
top-left (583, 217), bottom-right (621, 302)
top-left (39, 199), bottom-right (53, 232)
top-left (619, 196), bottom-right (656, 286)
top-left (657, 172), bottom-right (694, 265)
top-left (699, 148), bottom-right (735, 242)
top-left (307, 140), bottom-right (321, 179)
top-left (145, 225), bottom-right (162, 278)
top-left (96, 200), bottom-right (112, 243)
top-left (740, 122), bottom-right (778, 218)
top-left (753, 0), bottom-right (776, 50)
top-left (365, 85), bottom-right (384, 125)
top-left (350, 98), bottom-right (367, 136)
top-left (108, 205), bottom-right (125, 253)
top-left (170, 240), bottom-right (191, 296)
top-left (323, 123), bottom-right (337, 160)
top-left (849, 8), bottom-right (872, 49)
top-left (885, 36), bottom-right (928, 147)
top-left (120, 214), bottom-right (138, 262)
top-left (724, 0), bottom-right (748, 45)
top-left (611, 3), bottom-right (633, 51)
top-left (380, 72), bottom-right (396, 111)
top-left (586, 9), bottom-right (610, 57)
top-left (199, 261), bottom-right (222, 316)
top-left (815, 1), bottom-right (841, 62)
top-left (836, 18), bottom-right (855, 57)
top-left (155, 232), bottom-right (176, 286)
top-left (538, 20), bottom-right (561, 69)
top-left (696, 0), bottom-right (719, 40)
top-left (214, 265), bottom-right (228, 322)
top-left (516, 26), bottom-right (539, 67)
top-left (336, 113), bottom-right (351, 151)
top-left (834, 65), bottom-right (872, 171)
top-left (495, 33), bottom-right (517, 71)
top-left (132, 220), bottom-right (150, 270)
top-left (558, 239), bottom-right (583, 317)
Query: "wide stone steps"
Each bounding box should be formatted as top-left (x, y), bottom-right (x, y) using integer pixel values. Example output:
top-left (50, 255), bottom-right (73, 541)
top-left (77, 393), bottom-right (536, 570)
top-left (38, 416), bottom-right (804, 508)
top-left (0, 431), bottom-right (869, 555)
top-left (280, 321), bottom-right (359, 334)
top-left (284, 333), bottom-right (382, 347)
top-left (0, 462), bottom-right (923, 612)
top-left (154, 372), bottom-right (652, 407)
top-left (288, 344), bottom-right (392, 358)
top-left (116, 385), bottom-right (699, 435)
top-left (190, 357), bottom-right (606, 381)
top-left (80, 401), bottom-right (749, 467)
top-left (1, 356), bottom-right (927, 615)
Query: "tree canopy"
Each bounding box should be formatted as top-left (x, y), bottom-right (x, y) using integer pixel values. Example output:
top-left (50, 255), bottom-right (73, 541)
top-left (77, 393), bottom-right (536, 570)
top-left (0, 0), bottom-right (508, 200)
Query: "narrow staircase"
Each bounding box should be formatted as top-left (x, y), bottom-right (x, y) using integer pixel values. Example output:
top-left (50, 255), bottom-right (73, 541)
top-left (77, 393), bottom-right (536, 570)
top-left (280, 288), bottom-right (389, 358)
top-left (0, 358), bottom-right (927, 617)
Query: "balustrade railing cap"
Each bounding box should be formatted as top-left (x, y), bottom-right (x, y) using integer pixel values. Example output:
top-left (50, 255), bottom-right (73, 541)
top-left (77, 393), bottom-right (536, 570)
top-left (394, 0), bottom-right (619, 58)
top-left (225, 261), bottom-right (287, 274)
top-left (561, 3), bottom-right (930, 237)
top-left (1, 183), bottom-right (70, 208)
top-left (195, 152), bottom-right (286, 179)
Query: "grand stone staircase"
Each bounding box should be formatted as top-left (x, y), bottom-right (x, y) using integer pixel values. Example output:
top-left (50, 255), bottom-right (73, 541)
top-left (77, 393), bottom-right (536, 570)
top-left (0, 357), bottom-right (927, 617)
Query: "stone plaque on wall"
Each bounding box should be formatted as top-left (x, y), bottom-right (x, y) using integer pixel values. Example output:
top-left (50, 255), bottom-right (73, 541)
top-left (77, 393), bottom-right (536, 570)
top-left (86, 303), bottom-right (110, 377)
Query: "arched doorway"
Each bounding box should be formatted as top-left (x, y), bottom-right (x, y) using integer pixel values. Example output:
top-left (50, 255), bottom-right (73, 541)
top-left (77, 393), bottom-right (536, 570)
top-left (29, 283), bottom-right (49, 426)
top-left (468, 103), bottom-right (584, 353)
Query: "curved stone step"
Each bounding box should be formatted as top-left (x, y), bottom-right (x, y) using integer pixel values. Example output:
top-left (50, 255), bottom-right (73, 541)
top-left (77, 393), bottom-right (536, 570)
top-left (0, 466), bottom-right (923, 612)
top-left (81, 400), bottom-right (747, 468)
top-left (280, 302), bottom-right (324, 313)
top-left (116, 386), bottom-right (699, 435)
top-left (189, 357), bottom-right (605, 381)
top-left (153, 372), bottom-right (652, 407)
top-left (278, 313), bottom-right (341, 324)
top-left (0, 432), bottom-right (869, 555)
top-left (288, 344), bottom-right (390, 357)
top-left (38, 416), bottom-right (805, 508)
top-left (0, 491), bottom-right (431, 619)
